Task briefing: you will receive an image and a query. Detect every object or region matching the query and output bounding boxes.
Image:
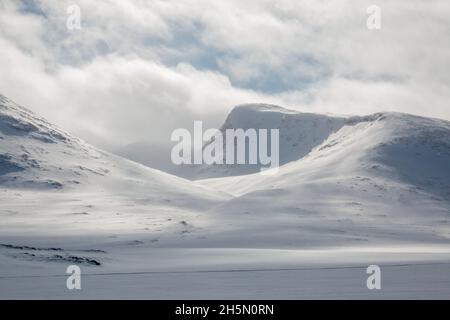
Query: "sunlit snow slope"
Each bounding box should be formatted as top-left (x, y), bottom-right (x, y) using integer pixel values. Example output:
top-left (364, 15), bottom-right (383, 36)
top-left (0, 94), bottom-right (228, 238)
top-left (180, 103), bottom-right (347, 179)
top-left (0, 94), bottom-right (225, 199)
top-left (198, 105), bottom-right (450, 247)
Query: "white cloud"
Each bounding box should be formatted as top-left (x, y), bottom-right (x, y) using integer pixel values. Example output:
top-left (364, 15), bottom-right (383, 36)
top-left (0, 0), bottom-right (449, 171)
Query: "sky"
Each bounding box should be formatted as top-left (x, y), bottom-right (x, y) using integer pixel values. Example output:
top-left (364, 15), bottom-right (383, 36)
top-left (0, 0), bottom-right (449, 172)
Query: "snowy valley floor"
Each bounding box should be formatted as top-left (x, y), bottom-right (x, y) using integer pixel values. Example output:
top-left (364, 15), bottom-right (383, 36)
top-left (1, 190), bottom-right (450, 299)
top-left (1, 246), bottom-right (450, 299)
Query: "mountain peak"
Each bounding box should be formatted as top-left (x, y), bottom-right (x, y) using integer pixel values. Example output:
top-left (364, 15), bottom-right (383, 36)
top-left (0, 94), bottom-right (225, 202)
top-left (0, 94), bottom-right (72, 145)
top-left (179, 103), bottom-right (349, 179)
top-left (231, 103), bottom-right (298, 114)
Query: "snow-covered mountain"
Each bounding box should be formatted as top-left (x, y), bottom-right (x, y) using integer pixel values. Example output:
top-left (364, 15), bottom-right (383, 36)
top-left (1, 94), bottom-right (450, 298)
top-left (0, 94), bottom-right (225, 206)
top-left (199, 108), bottom-right (450, 247)
top-left (201, 108), bottom-right (450, 196)
top-left (179, 103), bottom-right (348, 179)
top-left (1, 94), bottom-right (449, 247)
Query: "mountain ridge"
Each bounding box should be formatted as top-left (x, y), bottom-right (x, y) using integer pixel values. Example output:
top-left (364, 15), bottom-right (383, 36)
top-left (0, 94), bottom-right (227, 209)
top-left (1, 93), bottom-right (449, 247)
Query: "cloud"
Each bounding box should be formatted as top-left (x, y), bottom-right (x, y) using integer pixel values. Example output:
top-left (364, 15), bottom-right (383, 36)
top-left (53, 56), bottom-right (273, 144)
top-left (0, 0), bottom-right (449, 171)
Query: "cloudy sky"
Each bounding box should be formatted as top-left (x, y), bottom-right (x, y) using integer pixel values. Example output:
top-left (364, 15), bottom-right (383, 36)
top-left (0, 0), bottom-right (449, 171)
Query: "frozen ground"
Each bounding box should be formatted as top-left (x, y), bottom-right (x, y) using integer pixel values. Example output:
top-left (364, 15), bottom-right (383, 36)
top-left (1, 94), bottom-right (449, 299)
top-left (1, 246), bottom-right (450, 299)
top-left (1, 245), bottom-right (450, 299)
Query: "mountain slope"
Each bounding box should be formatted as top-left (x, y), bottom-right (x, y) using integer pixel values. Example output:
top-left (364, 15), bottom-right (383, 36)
top-left (202, 111), bottom-right (450, 198)
top-left (0, 94), bottom-right (226, 204)
top-left (179, 103), bottom-right (348, 179)
top-left (0, 94), bottom-right (231, 244)
top-left (198, 110), bottom-right (450, 247)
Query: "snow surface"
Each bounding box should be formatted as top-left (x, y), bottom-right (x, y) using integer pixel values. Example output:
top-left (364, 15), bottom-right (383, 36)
top-left (178, 103), bottom-right (348, 179)
top-left (1, 94), bottom-right (450, 299)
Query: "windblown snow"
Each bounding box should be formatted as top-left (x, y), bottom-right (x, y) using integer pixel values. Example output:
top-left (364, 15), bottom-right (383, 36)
top-left (1, 94), bottom-right (450, 299)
